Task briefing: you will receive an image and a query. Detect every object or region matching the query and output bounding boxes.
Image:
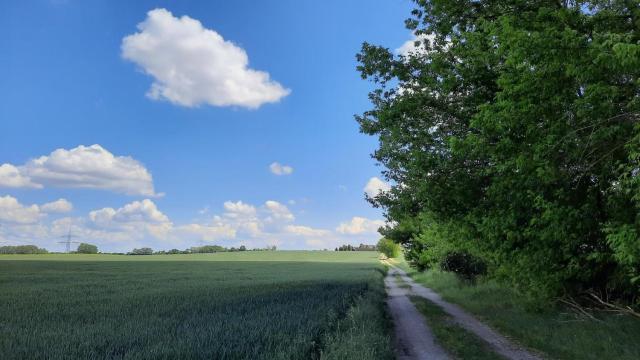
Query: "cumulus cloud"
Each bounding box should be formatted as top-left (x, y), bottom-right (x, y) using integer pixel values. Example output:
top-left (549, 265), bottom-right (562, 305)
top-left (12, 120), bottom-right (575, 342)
top-left (223, 201), bottom-right (257, 217)
top-left (0, 195), bottom-right (42, 224)
top-left (41, 199), bottom-right (73, 213)
top-left (122, 8), bottom-right (290, 109)
top-left (24, 145), bottom-right (158, 196)
top-left (269, 162), bottom-right (293, 176)
top-left (88, 199), bottom-right (172, 240)
top-left (336, 216), bottom-right (385, 235)
top-left (364, 177), bottom-right (391, 198)
top-left (284, 225), bottom-right (330, 237)
top-left (0, 195), bottom-right (383, 252)
top-left (172, 223), bottom-right (236, 242)
top-left (0, 164), bottom-right (42, 188)
top-left (264, 200), bottom-right (294, 222)
top-left (0, 145), bottom-right (159, 196)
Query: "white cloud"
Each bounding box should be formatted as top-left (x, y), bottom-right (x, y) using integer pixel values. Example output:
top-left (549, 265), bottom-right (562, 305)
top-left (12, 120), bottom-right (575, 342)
top-left (284, 225), bottom-right (330, 237)
top-left (269, 162), bottom-right (293, 176)
top-left (172, 223), bottom-right (236, 242)
top-left (223, 201), bottom-right (257, 217)
top-left (0, 164), bottom-right (42, 189)
top-left (336, 216), bottom-right (385, 235)
top-left (90, 199), bottom-right (169, 227)
top-left (122, 8), bottom-right (290, 109)
top-left (264, 200), bottom-right (294, 222)
top-left (0, 195), bottom-right (42, 224)
top-left (396, 32), bottom-right (436, 57)
top-left (0, 195), bottom-right (384, 252)
top-left (0, 145), bottom-right (159, 196)
top-left (41, 199), bottom-right (73, 213)
top-left (364, 177), bottom-right (391, 198)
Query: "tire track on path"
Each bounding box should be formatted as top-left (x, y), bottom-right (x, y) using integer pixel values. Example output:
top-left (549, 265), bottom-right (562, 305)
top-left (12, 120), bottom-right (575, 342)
top-left (385, 268), bottom-right (451, 360)
top-left (390, 266), bottom-right (543, 360)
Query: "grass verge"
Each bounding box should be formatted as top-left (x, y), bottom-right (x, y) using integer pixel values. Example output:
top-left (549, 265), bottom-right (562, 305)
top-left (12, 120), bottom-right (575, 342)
top-left (409, 296), bottom-right (504, 360)
top-left (401, 260), bottom-right (640, 360)
top-left (318, 269), bottom-right (394, 360)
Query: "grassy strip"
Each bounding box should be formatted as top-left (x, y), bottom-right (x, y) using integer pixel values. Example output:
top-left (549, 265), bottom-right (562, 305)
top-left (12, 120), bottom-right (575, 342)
top-left (318, 269), bottom-right (394, 360)
top-left (410, 296), bottom-right (504, 360)
top-left (401, 261), bottom-right (640, 360)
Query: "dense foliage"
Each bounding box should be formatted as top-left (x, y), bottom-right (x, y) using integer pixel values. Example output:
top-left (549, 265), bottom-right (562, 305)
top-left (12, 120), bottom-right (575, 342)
top-left (335, 244), bottom-right (377, 251)
top-left (439, 251), bottom-right (487, 281)
top-left (129, 247), bottom-right (154, 255)
top-left (377, 238), bottom-right (401, 258)
top-left (358, 0), bottom-right (640, 304)
top-left (0, 252), bottom-right (391, 359)
top-left (0, 245), bottom-right (48, 254)
top-left (76, 243), bottom-right (98, 254)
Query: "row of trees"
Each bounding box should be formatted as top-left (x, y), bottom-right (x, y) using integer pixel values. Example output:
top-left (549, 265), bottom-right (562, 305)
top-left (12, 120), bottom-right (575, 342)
top-left (358, 0), bottom-right (640, 306)
top-left (129, 244), bottom-right (276, 255)
top-left (0, 243), bottom-right (98, 254)
top-left (0, 245), bottom-right (48, 254)
top-left (335, 243), bottom-right (377, 251)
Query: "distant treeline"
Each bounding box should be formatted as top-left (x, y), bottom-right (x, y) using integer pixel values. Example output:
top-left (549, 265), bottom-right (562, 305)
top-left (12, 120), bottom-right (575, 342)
top-left (334, 244), bottom-right (376, 252)
top-left (127, 244), bottom-right (277, 255)
top-left (0, 245), bottom-right (48, 254)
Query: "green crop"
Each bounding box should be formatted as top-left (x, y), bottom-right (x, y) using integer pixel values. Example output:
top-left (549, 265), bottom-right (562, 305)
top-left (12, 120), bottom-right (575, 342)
top-left (0, 251), bottom-right (391, 360)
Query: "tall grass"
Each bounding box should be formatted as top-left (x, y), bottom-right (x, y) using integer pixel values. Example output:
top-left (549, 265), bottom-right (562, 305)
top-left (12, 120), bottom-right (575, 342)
top-left (319, 268), bottom-right (393, 360)
top-left (0, 253), bottom-right (391, 359)
top-left (404, 264), bottom-right (640, 360)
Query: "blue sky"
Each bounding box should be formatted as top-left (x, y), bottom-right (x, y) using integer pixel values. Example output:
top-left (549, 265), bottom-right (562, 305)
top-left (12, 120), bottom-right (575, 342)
top-left (0, 0), bottom-right (413, 252)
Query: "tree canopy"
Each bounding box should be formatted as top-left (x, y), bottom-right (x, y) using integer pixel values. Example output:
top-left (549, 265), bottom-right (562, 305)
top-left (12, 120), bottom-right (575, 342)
top-left (358, 0), bottom-right (640, 304)
top-left (77, 243), bottom-right (98, 254)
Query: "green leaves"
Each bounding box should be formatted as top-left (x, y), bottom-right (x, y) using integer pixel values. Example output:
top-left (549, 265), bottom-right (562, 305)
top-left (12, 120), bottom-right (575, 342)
top-left (358, 0), bottom-right (640, 305)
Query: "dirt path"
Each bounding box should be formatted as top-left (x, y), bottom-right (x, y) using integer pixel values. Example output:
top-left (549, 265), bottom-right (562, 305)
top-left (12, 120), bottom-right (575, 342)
top-left (385, 270), bottom-right (451, 360)
top-left (390, 266), bottom-right (543, 360)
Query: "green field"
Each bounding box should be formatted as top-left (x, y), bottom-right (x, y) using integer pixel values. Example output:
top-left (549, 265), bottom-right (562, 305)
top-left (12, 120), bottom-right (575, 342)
top-left (0, 251), bottom-right (392, 360)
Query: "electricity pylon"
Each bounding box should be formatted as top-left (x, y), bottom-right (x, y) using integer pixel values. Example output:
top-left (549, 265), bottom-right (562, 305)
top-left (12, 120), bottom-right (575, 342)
top-left (57, 228), bottom-right (80, 253)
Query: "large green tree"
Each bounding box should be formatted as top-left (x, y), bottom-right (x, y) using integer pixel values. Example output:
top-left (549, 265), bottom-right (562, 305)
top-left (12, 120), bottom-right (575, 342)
top-left (358, 0), bottom-right (640, 304)
top-left (77, 243), bottom-right (98, 254)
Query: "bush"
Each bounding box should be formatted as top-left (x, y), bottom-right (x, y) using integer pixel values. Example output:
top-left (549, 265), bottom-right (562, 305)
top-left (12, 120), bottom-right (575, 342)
top-left (440, 251), bottom-right (487, 281)
top-left (76, 243), bottom-right (98, 254)
top-left (377, 238), bottom-right (400, 258)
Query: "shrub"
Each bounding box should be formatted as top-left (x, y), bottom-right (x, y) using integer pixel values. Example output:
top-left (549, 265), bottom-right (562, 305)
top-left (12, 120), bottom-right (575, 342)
top-left (376, 238), bottom-right (400, 258)
top-left (440, 251), bottom-right (487, 281)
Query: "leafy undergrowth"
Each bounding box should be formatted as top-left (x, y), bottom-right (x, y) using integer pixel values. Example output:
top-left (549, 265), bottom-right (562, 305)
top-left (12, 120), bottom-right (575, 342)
top-left (0, 253), bottom-right (392, 360)
top-left (410, 296), bottom-right (504, 360)
top-left (400, 261), bottom-right (640, 360)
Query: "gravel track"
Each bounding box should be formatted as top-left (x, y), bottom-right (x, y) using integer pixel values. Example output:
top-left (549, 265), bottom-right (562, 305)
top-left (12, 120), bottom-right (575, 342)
top-left (389, 266), bottom-right (543, 360)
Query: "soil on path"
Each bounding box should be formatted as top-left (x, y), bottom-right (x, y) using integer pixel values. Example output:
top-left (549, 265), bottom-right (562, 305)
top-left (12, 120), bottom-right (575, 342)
top-left (389, 266), bottom-right (543, 360)
top-left (385, 269), bottom-right (451, 360)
